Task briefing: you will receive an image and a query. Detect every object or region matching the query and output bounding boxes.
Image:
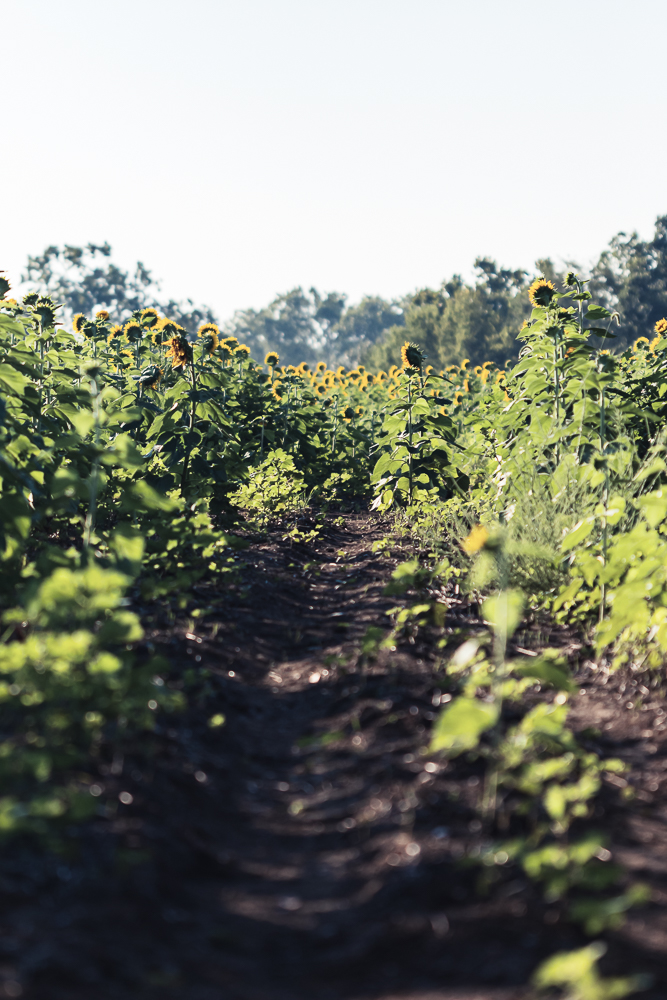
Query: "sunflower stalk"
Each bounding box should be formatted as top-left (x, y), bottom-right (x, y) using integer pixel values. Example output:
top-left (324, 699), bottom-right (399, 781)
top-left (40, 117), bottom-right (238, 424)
top-left (83, 377), bottom-right (102, 551)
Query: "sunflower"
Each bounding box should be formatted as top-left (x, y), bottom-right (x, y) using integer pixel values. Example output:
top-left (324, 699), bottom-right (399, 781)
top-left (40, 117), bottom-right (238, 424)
top-left (95, 310), bottom-right (110, 323)
top-left (296, 362), bottom-right (310, 375)
top-left (224, 336), bottom-right (239, 351)
top-left (400, 341), bottom-right (427, 371)
top-left (73, 313), bottom-right (87, 335)
top-left (141, 307), bottom-right (160, 329)
top-left (107, 324), bottom-right (123, 343)
top-left (235, 343), bottom-right (251, 359)
top-left (633, 337), bottom-right (650, 352)
top-left (124, 320), bottom-right (144, 343)
top-left (197, 322), bottom-right (220, 355)
top-left (165, 334), bottom-right (193, 368)
top-left (655, 318), bottom-right (667, 336)
top-left (0, 273), bottom-right (10, 299)
top-left (462, 524), bottom-right (489, 555)
top-left (271, 380), bottom-right (285, 402)
top-left (528, 277), bottom-right (556, 307)
top-left (315, 361), bottom-right (326, 373)
top-left (138, 364), bottom-right (163, 390)
top-left (33, 298), bottom-right (59, 330)
top-left (375, 370), bottom-right (387, 382)
top-left (265, 351), bottom-right (280, 368)
top-left (315, 382), bottom-right (328, 396)
top-left (453, 391), bottom-right (464, 405)
top-left (342, 406), bottom-right (355, 422)
top-left (23, 292), bottom-right (39, 307)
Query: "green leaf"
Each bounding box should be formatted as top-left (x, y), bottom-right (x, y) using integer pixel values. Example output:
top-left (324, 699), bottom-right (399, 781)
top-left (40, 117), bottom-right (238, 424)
top-left (0, 364), bottom-right (30, 396)
top-left (514, 658), bottom-right (574, 692)
top-left (639, 489), bottom-right (667, 528)
top-left (482, 589), bottom-right (524, 639)
top-left (430, 696), bottom-right (499, 756)
top-left (561, 517), bottom-right (595, 551)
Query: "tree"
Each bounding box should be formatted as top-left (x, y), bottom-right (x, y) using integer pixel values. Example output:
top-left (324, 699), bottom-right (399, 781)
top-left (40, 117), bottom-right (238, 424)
top-left (589, 215), bottom-right (667, 348)
top-left (224, 287), bottom-right (400, 368)
top-left (23, 243), bottom-right (217, 334)
top-left (363, 259), bottom-right (531, 372)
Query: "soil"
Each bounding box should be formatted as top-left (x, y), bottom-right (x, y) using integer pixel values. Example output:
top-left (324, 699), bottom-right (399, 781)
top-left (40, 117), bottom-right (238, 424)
top-left (2, 512), bottom-right (667, 1000)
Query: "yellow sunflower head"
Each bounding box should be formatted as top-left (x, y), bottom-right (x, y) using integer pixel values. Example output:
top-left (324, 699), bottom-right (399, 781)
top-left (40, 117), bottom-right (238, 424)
top-left (73, 313), bottom-right (87, 335)
top-left (633, 337), bottom-right (650, 352)
top-left (655, 318), bottom-right (667, 336)
top-left (235, 343), bottom-right (251, 359)
top-left (107, 324), bottom-right (123, 343)
top-left (124, 320), bottom-right (144, 343)
top-left (315, 383), bottom-right (327, 396)
top-left (265, 351), bottom-right (280, 367)
top-left (528, 277), bottom-right (556, 308)
top-left (343, 406), bottom-right (355, 422)
top-left (462, 524), bottom-right (489, 555)
top-left (224, 336), bottom-right (239, 351)
top-left (141, 307), bottom-right (160, 329)
top-left (316, 361), bottom-right (326, 373)
top-left (400, 341), bottom-right (427, 371)
top-left (0, 273), bottom-right (10, 299)
top-left (95, 310), bottom-right (110, 323)
top-left (271, 380), bottom-right (285, 402)
top-left (197, 323), bottom-right (220, 355)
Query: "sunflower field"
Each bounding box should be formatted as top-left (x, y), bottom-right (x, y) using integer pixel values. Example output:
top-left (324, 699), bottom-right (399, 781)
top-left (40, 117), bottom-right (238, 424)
top-left (2, 267), bottom-right (667, 993)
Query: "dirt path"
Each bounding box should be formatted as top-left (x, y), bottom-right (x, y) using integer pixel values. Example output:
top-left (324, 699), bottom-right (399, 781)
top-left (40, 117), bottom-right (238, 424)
top-left (4, 513), bottom-right (667, 999)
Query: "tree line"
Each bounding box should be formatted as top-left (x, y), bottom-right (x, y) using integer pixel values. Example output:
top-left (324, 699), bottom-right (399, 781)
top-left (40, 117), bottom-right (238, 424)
top-left (21, 215), bottom-right (667, 370)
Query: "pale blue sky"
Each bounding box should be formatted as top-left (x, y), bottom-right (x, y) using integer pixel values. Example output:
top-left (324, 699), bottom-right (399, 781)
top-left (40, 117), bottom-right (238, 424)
top-left (3, 0), bottom-right (667, 318)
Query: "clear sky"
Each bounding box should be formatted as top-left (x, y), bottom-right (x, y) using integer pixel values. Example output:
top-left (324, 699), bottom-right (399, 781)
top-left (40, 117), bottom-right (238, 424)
top-left (3, 0), bottom-right (667, 319)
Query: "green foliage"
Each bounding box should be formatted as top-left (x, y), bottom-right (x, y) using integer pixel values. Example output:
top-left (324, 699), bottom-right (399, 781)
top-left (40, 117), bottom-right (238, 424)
top-left (533, 942), bottom-right (650, 999)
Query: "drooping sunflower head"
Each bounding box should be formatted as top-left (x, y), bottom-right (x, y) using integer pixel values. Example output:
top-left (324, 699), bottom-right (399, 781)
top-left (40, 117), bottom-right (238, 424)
top-left (224, 336), bottom-right (239, 351)
top-left (0, 273), bottom-right (10, 299)
top-left (73, 313), bottom-right (87, 335)
top-left (528, 277), bottom-right (556, 307)
top-left (33, 297), bottom-right (59, 330)
top-left (265, 351), bottom-right (280, 368)
top-left (655, 318), bottom-right (667, 336)
top-left (400, 341), bottom-right (427, 371)
top-left (23, 292), bottom-right (39, 308)
top-left (633, 336), bottom-right (650, 352)
top-left (138, 364), bottom-right (163, 390)
top-left (124, 320), bottom-right (144, 343)
top-left (165, 334), bottom-right (193, 368)
top-left (140, 307), bottom-right (160, 329)
top-left (271, 380), bottom-right (285, 402)
top-left (95, 310), bottom-right (110, 323)
top-left (197, 323), bottom-right (220, 355)
top-left (235, 343), bottom-right (251, 359)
